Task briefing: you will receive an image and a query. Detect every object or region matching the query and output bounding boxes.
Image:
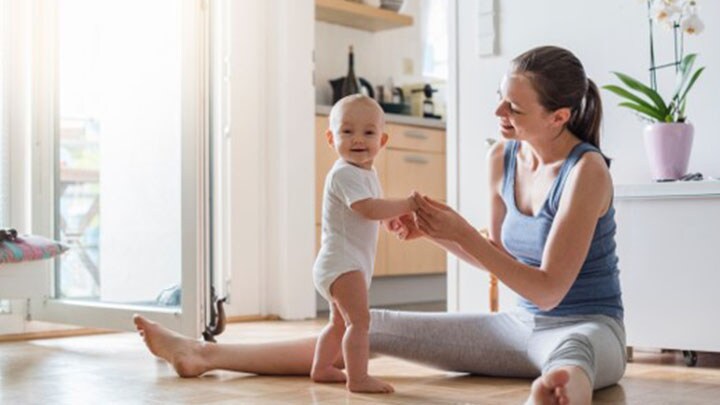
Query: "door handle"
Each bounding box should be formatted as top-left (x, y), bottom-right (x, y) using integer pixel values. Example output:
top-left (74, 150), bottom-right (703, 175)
top-left (403, 155), bottom-right (429, 164)
top-left (403, 131), bottom-right (428, 140)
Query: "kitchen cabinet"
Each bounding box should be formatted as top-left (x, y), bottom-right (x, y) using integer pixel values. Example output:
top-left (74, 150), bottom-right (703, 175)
top-left (315, 113), bottom-right (446, 276)
top-left (315, 0), bottom-right (413, 32)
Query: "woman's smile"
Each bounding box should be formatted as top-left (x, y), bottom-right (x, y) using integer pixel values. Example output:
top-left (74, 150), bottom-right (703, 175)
top-left (499, 121), bottom-right (515, 134)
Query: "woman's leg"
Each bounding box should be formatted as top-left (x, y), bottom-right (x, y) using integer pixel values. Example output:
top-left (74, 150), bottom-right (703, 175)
top-left (310, 303), bottom-right (347, 383)
top-left (368, 309), bottom-right (539, 377)
top-left (525, 315), bottom-right (627, 404)
top-left (133, 315), bottom-right (317, 376)
top-left (332, 271), bottom-right (393, 393)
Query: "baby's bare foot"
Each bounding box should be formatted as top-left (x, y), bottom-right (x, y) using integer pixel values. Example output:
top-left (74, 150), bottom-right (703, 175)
top-left (311, 366), bottom-right (347, 383)
top-left (527, 368), bottom-right (570, 405)
top-left (133, 314), bottom-right (209, 378)
top-left (347, 375), bottom-right (395, 394)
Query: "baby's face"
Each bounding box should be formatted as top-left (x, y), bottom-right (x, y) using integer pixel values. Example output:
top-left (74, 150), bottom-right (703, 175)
top-left (330, 102), bottom-right (386, 170)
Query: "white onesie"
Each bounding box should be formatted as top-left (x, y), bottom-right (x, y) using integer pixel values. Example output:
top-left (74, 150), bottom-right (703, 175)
top-left (313, 158), bottom-right (381, 302)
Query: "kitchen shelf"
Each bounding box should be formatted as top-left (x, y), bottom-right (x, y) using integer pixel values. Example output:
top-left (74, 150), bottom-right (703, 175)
top-left (315, 0), bottom-right (413, 32)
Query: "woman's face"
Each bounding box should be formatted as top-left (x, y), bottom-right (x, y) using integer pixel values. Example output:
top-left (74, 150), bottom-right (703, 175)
top-left (494, 73), bottom-right (564, 141)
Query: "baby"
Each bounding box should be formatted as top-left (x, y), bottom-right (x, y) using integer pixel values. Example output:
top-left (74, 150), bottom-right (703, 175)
top-left (312, 95), bottom-right (416, 393)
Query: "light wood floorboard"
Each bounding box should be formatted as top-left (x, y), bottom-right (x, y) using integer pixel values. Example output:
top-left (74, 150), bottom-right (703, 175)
top-left (2, 319), bottom-right (720, 404)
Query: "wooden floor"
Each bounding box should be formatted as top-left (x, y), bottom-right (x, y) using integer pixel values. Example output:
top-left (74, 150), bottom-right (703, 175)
top-left (2, 319), bottom-right (720, 404)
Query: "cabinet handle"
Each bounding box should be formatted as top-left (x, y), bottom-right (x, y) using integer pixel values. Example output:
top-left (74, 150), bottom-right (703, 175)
top-left (403, 155), bottom-right (429, 164)
top-left (403, 131), bottom-right (428, 140)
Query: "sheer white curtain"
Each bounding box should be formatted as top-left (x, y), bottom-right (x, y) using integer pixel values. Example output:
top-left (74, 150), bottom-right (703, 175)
top-left (0, 0), bottom-right (8, 227)
top-left (0, 0), bottom-right (32, 232)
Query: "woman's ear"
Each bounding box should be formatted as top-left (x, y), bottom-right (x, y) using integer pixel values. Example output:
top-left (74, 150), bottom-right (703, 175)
top-left (381, 132), bottom-right (389, 147)
top-left (552, 107), bottom-right (571, 127)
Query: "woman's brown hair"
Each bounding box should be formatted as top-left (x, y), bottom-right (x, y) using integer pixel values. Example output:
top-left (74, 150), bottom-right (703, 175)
top-left (511, 46), bottom-right (603, 151)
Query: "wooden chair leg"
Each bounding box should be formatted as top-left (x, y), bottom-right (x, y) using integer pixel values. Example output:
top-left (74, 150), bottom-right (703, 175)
top-left (479, 229), bottom-right (499, 312)
top-left (489, 274), bottom-right (499, 312)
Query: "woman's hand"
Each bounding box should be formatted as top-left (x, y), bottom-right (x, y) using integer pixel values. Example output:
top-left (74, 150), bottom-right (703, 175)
top-left (413, 192), bottom-right (474, 242)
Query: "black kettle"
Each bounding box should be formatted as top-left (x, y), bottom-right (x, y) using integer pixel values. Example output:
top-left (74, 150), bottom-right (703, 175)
top-left (329, 77), bottom-right (375, 104)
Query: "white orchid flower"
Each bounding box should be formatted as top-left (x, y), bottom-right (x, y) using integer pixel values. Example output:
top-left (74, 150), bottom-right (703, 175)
top-left (652, 1), bottom-right (682, 27)
top-left (680, 13), bottom-right (704, 34)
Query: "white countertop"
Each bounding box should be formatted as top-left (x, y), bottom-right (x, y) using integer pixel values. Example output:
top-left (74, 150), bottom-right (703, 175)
top-left (316, 105), bottom-right (445, 129)
top-left (615, 180), bottom-right (720, 200)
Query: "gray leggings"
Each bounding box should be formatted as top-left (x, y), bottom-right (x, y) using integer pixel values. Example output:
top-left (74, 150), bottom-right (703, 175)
top-left (368, 309), bottom-right (626, 390)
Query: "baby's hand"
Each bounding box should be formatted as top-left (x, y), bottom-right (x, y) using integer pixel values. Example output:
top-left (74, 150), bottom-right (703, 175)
top-left (384, 218), bottom-right (403, 233)
top-left (396, 213), bottom-right (425, 240)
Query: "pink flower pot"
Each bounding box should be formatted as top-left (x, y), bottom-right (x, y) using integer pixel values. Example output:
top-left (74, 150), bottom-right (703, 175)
top-left (643, 123), bottom-right (694, 181)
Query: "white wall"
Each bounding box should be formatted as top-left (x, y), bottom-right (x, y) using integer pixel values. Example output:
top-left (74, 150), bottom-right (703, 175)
top-left (314, 0), bottom-right (427, 105)
top-left (454, 0), bottom-right (720, 312)
top-left (224, 0), bottom-right (315, 319)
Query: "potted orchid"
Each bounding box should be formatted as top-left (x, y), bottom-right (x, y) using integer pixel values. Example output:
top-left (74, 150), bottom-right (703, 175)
top-left (603, 0), bottom-right (705, 181)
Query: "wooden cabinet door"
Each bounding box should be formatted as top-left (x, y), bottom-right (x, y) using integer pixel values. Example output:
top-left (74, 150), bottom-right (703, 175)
top-left (385, 123), bottom-right (445, 153)
top-left (384, 149), bottom-right (446, 200)
top-left (386, 234), bottom-right (446, 275)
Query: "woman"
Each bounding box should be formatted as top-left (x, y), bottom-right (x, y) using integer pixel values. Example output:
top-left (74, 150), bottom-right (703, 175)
top-left (134, 46), bottom-right (625, 404)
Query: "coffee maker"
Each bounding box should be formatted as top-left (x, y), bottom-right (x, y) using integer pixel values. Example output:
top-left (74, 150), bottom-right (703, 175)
top-left (411, 84), bottom-right (441, 119)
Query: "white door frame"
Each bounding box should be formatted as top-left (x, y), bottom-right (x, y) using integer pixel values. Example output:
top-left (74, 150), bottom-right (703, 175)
top-left (446, 0), bottom-right (461, 312)
top-left (222, 0), bottom-right (316, 320)
top-left (24, 0), bottom-right (209, 337)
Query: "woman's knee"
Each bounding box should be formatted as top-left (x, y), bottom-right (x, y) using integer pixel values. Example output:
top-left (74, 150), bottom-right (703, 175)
top-left (545, 329), bottom-right (625, 389)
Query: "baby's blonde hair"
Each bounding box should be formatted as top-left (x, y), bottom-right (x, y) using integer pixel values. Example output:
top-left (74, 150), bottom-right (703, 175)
top-left (328, 94), bottom-right (385, 135)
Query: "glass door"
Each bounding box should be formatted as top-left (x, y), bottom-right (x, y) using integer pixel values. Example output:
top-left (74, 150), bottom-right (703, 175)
top-left (30, 0), bottom-right (211, 337)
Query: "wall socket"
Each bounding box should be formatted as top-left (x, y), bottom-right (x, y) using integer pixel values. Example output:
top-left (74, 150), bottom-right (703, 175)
top-left (402, 58), bottom-right (414, 75)
top-left (0, 300), bottom-right (12, 314)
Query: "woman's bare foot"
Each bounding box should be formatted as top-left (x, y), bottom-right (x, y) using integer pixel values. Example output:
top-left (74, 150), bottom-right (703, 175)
top-left (347, 375), bottom-right (395, 394)
top-left (311, 366), bottom-right (347, 383)
top-left (527, 368), bottom-right (570, 405)
top-left (133, 314), bottom-right (209, 378)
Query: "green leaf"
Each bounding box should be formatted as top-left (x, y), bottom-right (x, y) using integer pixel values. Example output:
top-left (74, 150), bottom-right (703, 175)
top-left (676, 66), bottom-right (705, 108)
top-left (612, 72), bottom-right (668, 115)
top-left (618, 102), bottom-right (664, 122)
top-left (672, 54), bottom-right (698, 101)
top-left (603, 85), bottom-right (661, 115)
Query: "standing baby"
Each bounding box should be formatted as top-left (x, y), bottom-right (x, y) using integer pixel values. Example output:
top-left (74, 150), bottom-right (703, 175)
top-left (312, 95), bottom-right (416, 393)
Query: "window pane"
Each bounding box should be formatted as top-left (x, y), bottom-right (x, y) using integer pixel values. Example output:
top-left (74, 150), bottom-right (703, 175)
top-left (57, 0), bottom-right (182, 306)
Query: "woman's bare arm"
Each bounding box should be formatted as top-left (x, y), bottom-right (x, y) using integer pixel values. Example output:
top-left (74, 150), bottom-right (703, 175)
top-left (456, 152), bottom-right (612, 310)
top-left (414, 149), bottom-right (612, 311)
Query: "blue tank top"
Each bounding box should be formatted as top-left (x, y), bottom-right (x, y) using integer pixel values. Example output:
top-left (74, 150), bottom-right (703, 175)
top-left (500, 140), bottom-right (623, 320)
